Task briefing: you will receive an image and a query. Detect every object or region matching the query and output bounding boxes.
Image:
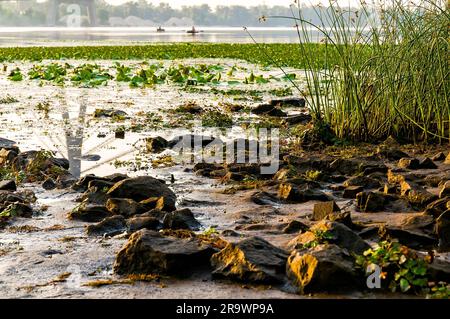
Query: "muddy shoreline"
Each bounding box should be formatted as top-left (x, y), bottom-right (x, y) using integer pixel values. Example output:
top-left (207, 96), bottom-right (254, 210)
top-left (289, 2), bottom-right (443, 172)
top-left (1, 58), bottom-right (449, 299)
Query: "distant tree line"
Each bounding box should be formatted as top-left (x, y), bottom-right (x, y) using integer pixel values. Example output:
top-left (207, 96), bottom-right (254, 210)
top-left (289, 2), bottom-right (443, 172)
top-left (0, 0), bottom-right (362, 26)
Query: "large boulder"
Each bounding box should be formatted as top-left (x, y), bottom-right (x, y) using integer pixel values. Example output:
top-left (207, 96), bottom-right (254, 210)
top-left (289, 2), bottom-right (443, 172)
top-left (210, 237), bottom-right (288, 284)
top-left (107, 176), bottom-right (176, 211)
top-left (114, 230), bottom-right (216, 276)
top-left (286, 244), bottom-right (361, 294)
top-left (288, 220), bottom-right (370, 255)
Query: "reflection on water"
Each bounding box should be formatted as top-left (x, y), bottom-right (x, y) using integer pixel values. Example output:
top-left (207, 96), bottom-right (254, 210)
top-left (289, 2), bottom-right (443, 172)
top-left (0, 27), bottom-right (324, 46)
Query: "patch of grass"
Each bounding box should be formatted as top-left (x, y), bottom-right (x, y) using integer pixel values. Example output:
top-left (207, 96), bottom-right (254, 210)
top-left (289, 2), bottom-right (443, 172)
top-left (276, 0), bottom-right (449, 143)
top-left (0, 95), bottom-right (18, 104)
top-left (202, 110), bottom-right (233, 128)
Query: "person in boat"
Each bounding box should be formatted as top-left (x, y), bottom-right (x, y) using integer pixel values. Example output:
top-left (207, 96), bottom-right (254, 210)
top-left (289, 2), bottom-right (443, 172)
top-left (157, 26), bottom-right (165, 32)
top-left (188, 26), bottom-right (198, 34)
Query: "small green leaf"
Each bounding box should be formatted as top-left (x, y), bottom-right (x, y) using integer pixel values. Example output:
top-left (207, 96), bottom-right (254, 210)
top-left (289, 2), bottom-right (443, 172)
top-left (400, 278), bottom-right (411, 292)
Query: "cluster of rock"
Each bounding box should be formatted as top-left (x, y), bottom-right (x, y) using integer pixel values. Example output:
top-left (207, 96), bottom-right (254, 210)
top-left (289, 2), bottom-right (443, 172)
top-left (67, 174), bottom-right (203, 237)
top-left (0, 141), bottom-right (74, 222)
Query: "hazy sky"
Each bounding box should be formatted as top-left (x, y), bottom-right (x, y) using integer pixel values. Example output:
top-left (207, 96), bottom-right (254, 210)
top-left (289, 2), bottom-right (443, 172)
top-left (104, 0), bottom-right (362, 8)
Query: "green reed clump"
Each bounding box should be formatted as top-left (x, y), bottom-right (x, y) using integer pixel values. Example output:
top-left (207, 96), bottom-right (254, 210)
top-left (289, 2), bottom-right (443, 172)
top-left (271, 0), bottom-right (449, 143)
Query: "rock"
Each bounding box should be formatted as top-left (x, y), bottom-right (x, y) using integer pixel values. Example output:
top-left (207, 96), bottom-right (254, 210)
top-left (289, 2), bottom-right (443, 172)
top-left (103, 173), bottom-right (129, 183)
top-left (87, 179), bottom-right (114, 190)
top-left (250, 191), bottom-right (279, 205)
top-left (221, 171), bottom-right (245, 182)
top-left (418, 157), bottom-right (438, 169)
top-left (107, 176), bottom-right (176, 211)
top-left (427, 258), bottom-right (450, 283)
top-left (162, 208), bottom-right (201, 231)
top-left (325, 211), bottom-right (362, 231)
top-left (0, 202), bottom-right (33, 218)
top-left (55, 173), bottom-right (77, 189)
top-left (0, 137), bottom-right (16, 148)
top-left (445, 153), bottom-right (450, 164)
top-left (431, 152), bottom-right (446, 161)
top-left (114, 230), bottom-right (215, 276)
top-left (86, 215), bottom-right (127, 237)
top-left (282, 220), bottom-right (309, 234)
top-left (68, 203), bottom-right (111, 222)
top-left (400, 180), bottom-right (437, 206)
top-left (356, 191), bottom-right (386, 212)
top-left (0, 148), bottom-right (18, 166)
top-left (383, 184), bottom-right (398, 195)
top-left (398, 158), bottom-right (420, 169)
top-left (0, 190), bottom-right (27, 204)
top-left (139, 197), bottom-right (165, 211)
top-left (127, 216), bottom-right (161, 232)
top-left (269, 97), bottom-right (306, 108)
top-left (328, 158), bottom-right (359, 175)
top-left (376, 148), bottom-right (409, 161)
top-left (343, 186), bottom-right (364, 199)
top-left (79, 154), bottom-right (101, 161)
top-left (0, 180), bottom-right (16, 191)
top-left (42, 178), bottom-right (56, 190)
top-left (146, 136), bottom-right (169, 153)
top-left (76, 186), bottom-right (110, 205)
top-left (283, 114), bottom-right (312, 125)
top-left (72, 174), bottom-right (107, 192)
top-left (286, 244), bottom-right (361, 294)
top-left (400, 215), bottom-right (435, 234)
top-left (115, 130), bottom-right (125, 139)
top-left (312, 201), bottom-right (341, 221)
top-left (211, 237), bottom-right (288, 284)
top-left (424, 197), bottom-right (450, 218)
top-left (439, 181), bottom-right (450, 198)
top-left (343, 176), bottom-right (381, 189)
top-left (168, 135), bottom-right (219, 149)
top-left (94, 108), bottom-right (128, 118)
top-left (380, 227), bottom-right (437, 250)
top-left (289, 220), bottom-right (370, 255)
top-left (105, 198), bottom-right (146, 217)
top-left (50, 157), bottom-right (70, 170)
top-left (251, 103), bottom-right (287, 117)
top-left (278, 183), bottom-right (330, 203)
top-left (435, 210), bottom-right (450, 252)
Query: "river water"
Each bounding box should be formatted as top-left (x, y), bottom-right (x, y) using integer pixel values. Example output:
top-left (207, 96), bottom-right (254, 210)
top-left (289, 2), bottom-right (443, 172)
top-left (0, 26), bottom-right (323, 47)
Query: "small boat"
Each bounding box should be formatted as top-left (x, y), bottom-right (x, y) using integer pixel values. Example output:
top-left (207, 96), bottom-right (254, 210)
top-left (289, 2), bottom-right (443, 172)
top-left (186, 26), bottom-right (202, 34)
top-left (156, 26), bottom-right (165, 32)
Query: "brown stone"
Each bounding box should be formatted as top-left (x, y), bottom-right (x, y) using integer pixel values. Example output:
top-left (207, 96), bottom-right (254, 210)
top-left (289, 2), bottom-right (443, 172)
top-left (343, 186), bottom-right (364, 198)
top-left (312, 201), bottom-right (341, 221)
top-left (286, 244), bottom-right (361, 294)
top-left (398, 158), bottom-right (420, 169)
top-left (114, 230), bottom-right (215, 276)
top-left (211, 236), bottom-right (288, 284)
